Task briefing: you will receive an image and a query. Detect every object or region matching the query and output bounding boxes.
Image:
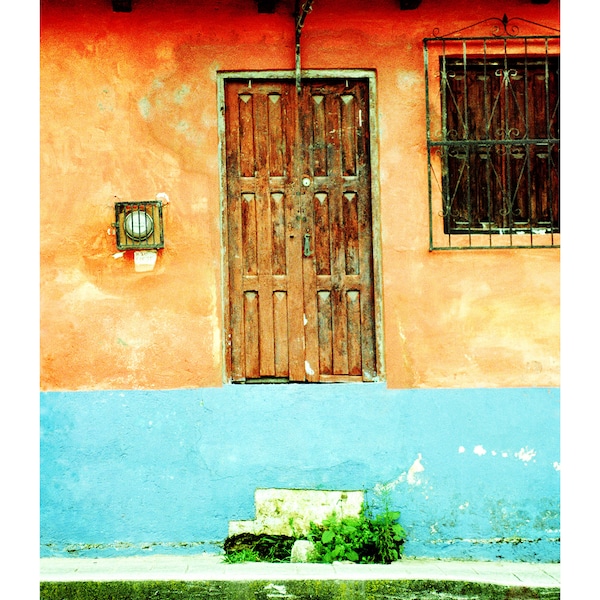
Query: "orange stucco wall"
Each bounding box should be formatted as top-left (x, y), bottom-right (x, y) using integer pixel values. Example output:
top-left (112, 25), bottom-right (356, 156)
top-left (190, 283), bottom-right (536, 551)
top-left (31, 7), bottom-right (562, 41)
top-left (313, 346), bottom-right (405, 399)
top-left (40, 0), bottom-right (560, 391)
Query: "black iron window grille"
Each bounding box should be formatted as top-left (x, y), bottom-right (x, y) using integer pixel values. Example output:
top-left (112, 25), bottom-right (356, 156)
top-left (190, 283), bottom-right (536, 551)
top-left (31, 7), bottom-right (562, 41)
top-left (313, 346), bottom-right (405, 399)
top-left (423, 16), bottom-right (559, 249)
top-left (114, 201), bottom-right (165, 251)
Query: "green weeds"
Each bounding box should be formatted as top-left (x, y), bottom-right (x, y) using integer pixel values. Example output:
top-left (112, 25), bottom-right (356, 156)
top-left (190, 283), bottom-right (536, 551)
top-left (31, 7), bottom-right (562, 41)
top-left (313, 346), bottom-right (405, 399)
top-left (307, 502), bottom-right (406, 564)
top-left (222, 548), bottom-right (261, 563)
top-left (222, 495), bottom-right (406, 564)
top-left (223, 533), bottom-right (296, 562)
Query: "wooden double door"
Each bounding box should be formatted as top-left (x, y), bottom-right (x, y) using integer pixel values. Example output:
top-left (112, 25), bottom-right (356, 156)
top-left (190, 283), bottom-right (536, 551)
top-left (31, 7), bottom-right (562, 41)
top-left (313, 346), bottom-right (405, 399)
top-left (224, 77), bottom-right (378, 382)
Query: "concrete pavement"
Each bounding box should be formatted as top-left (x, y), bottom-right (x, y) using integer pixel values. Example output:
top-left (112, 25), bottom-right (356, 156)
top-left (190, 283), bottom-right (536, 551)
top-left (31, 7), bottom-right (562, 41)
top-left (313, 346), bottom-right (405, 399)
top-left (40, 553), bottom-right (560, 588)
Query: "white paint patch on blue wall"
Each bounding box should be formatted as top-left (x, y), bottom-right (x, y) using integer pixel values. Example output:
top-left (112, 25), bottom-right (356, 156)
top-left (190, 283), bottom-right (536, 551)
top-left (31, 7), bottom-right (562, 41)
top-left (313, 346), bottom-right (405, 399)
top-left (473, 445), bottom-right (487, 456)
top-left (515, 447), bottom-right (537, 462)
top-left (40, 385), bottom-right (560, 562)
top-left (373, 453), bottom-right (426, 492)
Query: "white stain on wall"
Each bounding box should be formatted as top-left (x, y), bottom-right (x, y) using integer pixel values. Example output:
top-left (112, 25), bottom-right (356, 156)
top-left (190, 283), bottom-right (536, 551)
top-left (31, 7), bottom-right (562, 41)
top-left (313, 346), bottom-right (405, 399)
top-left (515, 447), bottom-right (536, 462)
top-left (374, 453), bottom-right (427, 492)
top-left (138, 97), bottom-right (152, 120)
top-left (396, 71), bottom-right (421, 90)
top-left (62, 281), bottom-right (118, 305)
top-left (459, 444), bottom-right (545, 465)
top-left (374, 473), bottom-right (405, 493)
top-left (407, 453), bottom-right (425, 485)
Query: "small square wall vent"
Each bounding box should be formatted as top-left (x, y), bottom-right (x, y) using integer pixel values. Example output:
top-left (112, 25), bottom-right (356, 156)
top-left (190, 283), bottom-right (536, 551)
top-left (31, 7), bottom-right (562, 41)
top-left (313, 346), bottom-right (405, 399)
top-left (114, 201), bottom-right (164, 251)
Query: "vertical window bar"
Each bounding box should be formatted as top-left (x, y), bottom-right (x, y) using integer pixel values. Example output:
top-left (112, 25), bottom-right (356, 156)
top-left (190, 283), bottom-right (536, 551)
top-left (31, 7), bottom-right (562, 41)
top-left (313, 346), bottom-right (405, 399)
top-left (483, 40), bottom-right (493, 245)
top-left (501, 38), bottom-right (510, 239)
top-left (140, 203), bottom-right (145, 247)
top-left (424, 39), bottom-right (434, 250)
top-left (544, 38), bottom-right (556, 244)
top-left (440, 40), bottom-right (452, 244)
top-left (142, 204), bottom-right (146, 247)
top-left (461, 40), bottom-right (473, 245)
top-left (523, 38), bottom-right (534, 245)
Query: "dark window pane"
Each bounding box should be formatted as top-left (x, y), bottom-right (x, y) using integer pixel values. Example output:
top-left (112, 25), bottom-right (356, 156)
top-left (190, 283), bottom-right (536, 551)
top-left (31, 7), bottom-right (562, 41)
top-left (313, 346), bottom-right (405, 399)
top-left (441, 56), bottom-right (559, 235)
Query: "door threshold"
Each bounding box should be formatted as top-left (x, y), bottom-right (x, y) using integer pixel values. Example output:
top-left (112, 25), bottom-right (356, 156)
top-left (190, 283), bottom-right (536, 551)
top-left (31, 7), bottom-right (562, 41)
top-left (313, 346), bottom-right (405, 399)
top-left (233, 375), bottom-right (371, 384)
top-left (235, 377), bottom-right (290, 384)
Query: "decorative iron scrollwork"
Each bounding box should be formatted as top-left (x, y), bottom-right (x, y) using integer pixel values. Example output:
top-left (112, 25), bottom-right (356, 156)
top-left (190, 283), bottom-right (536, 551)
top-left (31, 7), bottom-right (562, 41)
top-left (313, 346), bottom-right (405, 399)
top-left (423, 14), bottom-right (560, 248)
top-left (429, 14), bottom-right (559, 40)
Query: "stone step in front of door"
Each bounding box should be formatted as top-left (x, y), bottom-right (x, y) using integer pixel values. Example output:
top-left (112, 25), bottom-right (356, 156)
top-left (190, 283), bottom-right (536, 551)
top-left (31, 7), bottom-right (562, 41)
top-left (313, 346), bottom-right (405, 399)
top-left (228, 488), bottom-right (365, 538)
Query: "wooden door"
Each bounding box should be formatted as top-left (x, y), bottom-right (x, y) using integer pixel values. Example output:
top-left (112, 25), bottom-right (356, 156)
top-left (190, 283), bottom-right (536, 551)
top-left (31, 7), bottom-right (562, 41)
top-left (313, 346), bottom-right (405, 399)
top-left (224, 78), bottom-right (377, 382)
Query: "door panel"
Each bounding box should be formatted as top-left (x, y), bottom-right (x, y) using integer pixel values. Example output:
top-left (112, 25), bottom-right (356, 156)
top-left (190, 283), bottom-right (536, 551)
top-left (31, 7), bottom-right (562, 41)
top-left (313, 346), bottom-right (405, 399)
top-left (224, 78), bottom-right (377, 382)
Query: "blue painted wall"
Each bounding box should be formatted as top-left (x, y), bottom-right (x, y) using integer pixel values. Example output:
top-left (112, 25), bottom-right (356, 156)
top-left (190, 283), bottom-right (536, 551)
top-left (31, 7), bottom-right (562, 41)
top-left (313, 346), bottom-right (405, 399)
top-left (40, 385), bottom-right (559, 561)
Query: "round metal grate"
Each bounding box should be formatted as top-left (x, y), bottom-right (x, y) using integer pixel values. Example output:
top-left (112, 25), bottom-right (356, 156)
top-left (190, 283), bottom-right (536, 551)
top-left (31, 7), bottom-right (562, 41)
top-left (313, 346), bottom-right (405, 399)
top-left (124, 210), bottom-right (154, 240)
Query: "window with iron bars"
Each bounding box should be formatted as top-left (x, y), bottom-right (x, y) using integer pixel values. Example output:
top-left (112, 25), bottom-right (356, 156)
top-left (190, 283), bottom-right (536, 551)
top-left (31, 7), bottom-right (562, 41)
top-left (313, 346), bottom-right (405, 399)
top-left (423, 17), bottom-right (559, 249)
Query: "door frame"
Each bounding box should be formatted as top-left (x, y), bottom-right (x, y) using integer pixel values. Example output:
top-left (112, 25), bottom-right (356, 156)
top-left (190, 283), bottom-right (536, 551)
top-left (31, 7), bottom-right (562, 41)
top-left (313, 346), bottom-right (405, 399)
top-left (217, 69), bottom-right (385, 383)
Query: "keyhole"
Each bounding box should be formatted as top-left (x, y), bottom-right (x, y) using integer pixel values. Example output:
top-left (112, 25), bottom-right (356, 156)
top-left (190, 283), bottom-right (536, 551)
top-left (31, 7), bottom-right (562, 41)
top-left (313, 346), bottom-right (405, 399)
top-left (303, 233), bottom-right (312, 257)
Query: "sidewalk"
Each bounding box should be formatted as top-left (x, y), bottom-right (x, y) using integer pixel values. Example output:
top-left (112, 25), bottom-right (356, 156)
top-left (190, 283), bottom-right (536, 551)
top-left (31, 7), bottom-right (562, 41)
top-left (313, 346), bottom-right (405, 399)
top-left (40, 553), bottom-right (560, 588)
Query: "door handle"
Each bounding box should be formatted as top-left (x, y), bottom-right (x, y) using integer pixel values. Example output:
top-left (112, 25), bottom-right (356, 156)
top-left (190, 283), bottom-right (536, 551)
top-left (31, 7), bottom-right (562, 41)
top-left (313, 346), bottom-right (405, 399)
top-left (303, 233), bottom-right (312, 257)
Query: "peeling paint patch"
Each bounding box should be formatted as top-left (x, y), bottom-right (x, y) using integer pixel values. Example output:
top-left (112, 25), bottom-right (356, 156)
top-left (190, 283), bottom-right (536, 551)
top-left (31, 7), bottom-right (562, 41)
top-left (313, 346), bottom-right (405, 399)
top-left (63, 282), bottom-right (118, 304)
top-left (173, 84), bottom-right (191, 104)
top-left (396, 71), bottom-right (420, 90)
top-left (458, 446), bottom-right (465, 453)
top-left (173, 120), bottom-right (203, 144)
top-left (138, 97), bottom-right (152, 120)
top-left (175, 120), bottom-right (190, 133)
top-left (304, 361), bottom-right (314, 376)
top-left (473, 445), bottom-right (487, 456)
top-left (191, 197), bottom-right (209, 213)
top-left (515, 447), bottom-right (536, 462)
top-left (374, 472), bottom-right (405, 493)
top-left (553, 461), bottom-right (560, 471)
top-left (374, 453), bottom-right (426, 491)
top-left (407, 453), bottom-right (425, 485)
top-left (459, 502), bottom-right (469, 510)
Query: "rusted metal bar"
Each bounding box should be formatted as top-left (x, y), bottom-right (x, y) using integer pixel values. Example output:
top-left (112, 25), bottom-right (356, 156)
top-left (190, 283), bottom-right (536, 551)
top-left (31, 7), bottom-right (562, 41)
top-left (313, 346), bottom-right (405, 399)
top-left (295, 0), bottom-right (315, 92)
top-left (295, 0), bottom-right (314, 33)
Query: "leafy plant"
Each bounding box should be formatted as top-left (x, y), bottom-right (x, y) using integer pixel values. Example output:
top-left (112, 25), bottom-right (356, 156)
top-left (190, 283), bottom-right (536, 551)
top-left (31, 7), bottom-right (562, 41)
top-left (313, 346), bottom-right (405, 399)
top-left (368, 507), bottom-right (406, 563)
top-left (307, 501), bottom-right (406, 564)
top-left (222, 548), bottom-right (261, 563)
